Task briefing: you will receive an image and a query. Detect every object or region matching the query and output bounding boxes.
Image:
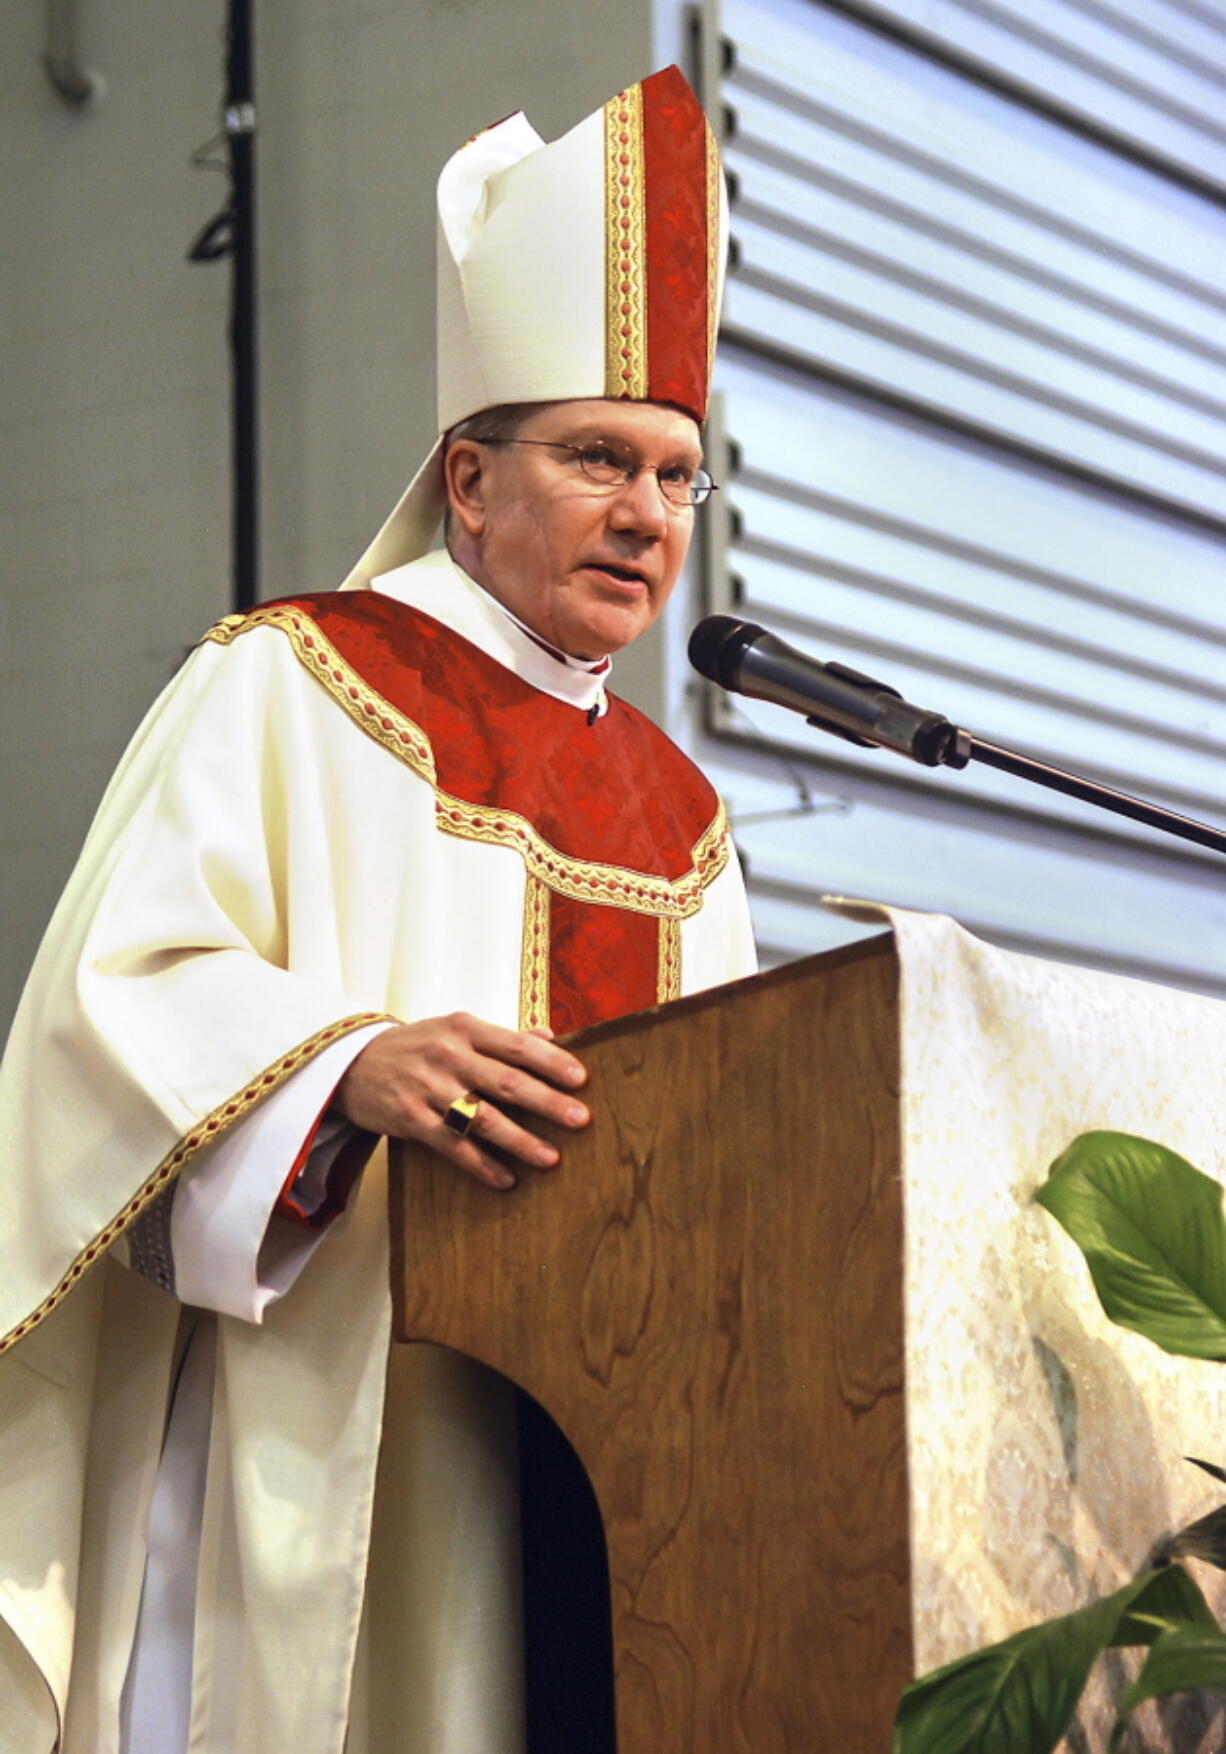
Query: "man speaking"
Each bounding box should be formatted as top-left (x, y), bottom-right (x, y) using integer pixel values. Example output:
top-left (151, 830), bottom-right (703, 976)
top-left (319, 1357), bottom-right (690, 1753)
top-left (0, 65), bottom-right (754, 1753)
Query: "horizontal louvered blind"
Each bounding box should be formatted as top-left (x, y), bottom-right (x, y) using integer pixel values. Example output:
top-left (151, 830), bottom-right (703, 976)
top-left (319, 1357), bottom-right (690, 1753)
top-left (719, 0), bottom-right (1226, 522)
top-left (689, 0), bottom-right (1226, 994)
top-left (819, 0), bottom-right (1226, 194)
top-left (709, 357), bottom-right (1226, 829)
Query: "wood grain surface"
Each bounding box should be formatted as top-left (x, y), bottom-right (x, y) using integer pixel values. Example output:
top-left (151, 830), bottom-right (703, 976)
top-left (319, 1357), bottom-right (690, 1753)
top-left (390, 933), bottom-right (912, 1750)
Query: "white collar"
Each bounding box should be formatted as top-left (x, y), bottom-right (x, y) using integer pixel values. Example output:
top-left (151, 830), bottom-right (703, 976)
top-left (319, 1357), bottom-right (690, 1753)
top-left (371, 549), bottom-right (610, 717)
top-left (496, 600), bottom-right (612, 678)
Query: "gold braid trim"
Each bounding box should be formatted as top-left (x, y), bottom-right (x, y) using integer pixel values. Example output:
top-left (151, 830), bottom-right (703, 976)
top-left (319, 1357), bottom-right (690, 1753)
top-left (0, 1012), bottom-right (393, 1358)
top-left (519, 876), bottom-right (551, 1031)
top-left (208, 607), bottom-right (730, 919)
top-left (205, 607), bottom-right (437, 785)
top-left (657, 916), bottom-right (682, 1004)
top-left (435, 793), bottom-right (728, 919)
top-left (706, 125), bottom-right (722, 385)
top-left (604, 81), bottom-right (647, 399)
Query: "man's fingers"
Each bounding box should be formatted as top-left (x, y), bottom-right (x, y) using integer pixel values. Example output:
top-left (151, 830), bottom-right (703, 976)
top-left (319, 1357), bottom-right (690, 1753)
top-left (448, 1133), bottom-right (518, 1192)
top-left (336, 1016), bottom-right (590, 1189)
top-left (440, 1091), bottom-right (563, 1171)
top-left (431, 1100), bottom-right (563, 1191)
top-left (464, 1054), bottom-right (590, 1132)
top-left (467, 1018), bottom-right (587, 1090)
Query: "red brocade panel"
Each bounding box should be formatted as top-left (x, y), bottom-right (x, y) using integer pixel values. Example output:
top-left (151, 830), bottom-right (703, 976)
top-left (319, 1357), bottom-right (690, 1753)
top-left (641, 65), bottom-right (711, 422)
top-left (547, 895), bottom-right (660, 1035)
top-left (276, 591), bottom-right (720, 880)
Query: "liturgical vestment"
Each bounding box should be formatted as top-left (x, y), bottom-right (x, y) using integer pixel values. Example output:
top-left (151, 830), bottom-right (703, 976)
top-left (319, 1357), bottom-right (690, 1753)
top-left (0, 549), bottom-right (755, 1753)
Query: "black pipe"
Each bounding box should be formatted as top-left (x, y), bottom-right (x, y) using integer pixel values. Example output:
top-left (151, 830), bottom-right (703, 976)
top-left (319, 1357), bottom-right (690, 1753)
top-left (226, 0), bottom-right (258, 611)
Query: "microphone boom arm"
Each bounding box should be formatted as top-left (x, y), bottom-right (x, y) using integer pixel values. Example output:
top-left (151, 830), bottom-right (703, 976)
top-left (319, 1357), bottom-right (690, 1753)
top-left (958, 736), bottom-right (1226, 857)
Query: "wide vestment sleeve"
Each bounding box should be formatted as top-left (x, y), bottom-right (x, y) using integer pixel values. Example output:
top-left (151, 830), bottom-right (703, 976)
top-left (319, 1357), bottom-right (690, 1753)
top-left (0, 626), bottom-right (393, 1352)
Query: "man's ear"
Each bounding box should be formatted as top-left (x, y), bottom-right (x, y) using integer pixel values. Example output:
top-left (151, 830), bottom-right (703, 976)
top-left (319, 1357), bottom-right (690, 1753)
top-left (443, 440), bottom-right (487, 538)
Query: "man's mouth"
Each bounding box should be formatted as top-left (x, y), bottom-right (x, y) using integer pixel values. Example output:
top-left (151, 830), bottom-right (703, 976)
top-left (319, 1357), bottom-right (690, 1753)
top-left (584, 561), bottom-right (649, 588)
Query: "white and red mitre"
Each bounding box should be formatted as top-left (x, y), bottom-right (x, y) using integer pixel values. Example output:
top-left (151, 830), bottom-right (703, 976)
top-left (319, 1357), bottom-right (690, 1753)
top-left (343, 64), bottom-right (728, 590)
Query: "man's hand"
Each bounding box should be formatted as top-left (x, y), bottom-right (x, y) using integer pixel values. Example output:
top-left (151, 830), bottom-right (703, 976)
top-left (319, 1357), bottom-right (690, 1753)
top-left (334, 1013), bottom-right (589, 1190)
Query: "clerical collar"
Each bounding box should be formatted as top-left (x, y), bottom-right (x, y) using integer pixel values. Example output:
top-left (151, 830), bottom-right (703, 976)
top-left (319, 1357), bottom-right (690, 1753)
top-left (370, 550), bottom-right (611, 717)
top-left (495, 602), bottom-right (611, 676)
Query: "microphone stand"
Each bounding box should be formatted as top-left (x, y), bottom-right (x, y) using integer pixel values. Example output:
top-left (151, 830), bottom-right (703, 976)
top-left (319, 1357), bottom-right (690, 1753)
top-left (951, 734), bottom-right (1226, 859)
top-left (805, 699), bottom-right (1226, 859)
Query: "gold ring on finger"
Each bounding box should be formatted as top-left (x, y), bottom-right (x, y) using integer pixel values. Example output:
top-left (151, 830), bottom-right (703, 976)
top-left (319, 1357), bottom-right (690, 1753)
top-left (442, 1090), bottom-right (481, 1139)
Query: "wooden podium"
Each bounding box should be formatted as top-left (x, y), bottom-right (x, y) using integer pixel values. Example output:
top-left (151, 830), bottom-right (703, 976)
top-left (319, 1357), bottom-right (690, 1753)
top-left (389, 934), bottom-right (913, 1751)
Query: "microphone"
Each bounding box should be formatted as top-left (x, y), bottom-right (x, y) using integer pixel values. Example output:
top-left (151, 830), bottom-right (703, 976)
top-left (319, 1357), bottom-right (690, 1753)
top-left (687, 615), bottom-right (970, 768)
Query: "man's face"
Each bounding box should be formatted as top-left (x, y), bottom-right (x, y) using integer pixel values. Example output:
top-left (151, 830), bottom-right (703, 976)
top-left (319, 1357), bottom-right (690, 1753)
top-left (448, 399), bottom-right (703, 660)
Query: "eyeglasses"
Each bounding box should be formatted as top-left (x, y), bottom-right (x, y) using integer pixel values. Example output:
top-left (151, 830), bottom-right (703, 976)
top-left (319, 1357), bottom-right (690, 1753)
top-left (477, 438), bottom-right (718, 508)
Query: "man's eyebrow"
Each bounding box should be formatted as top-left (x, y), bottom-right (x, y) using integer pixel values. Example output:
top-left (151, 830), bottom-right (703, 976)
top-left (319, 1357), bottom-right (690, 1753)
top-left (560, 428), bottom-right (704, 465)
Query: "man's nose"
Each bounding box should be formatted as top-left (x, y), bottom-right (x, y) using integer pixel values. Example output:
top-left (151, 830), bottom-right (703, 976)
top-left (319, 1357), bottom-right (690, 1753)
top-left (608, 466), bottom-right (671, 535)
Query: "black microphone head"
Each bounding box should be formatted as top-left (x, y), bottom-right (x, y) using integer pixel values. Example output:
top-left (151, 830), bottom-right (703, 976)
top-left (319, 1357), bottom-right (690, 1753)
top-left (687, 615), bottom-right (766, 690)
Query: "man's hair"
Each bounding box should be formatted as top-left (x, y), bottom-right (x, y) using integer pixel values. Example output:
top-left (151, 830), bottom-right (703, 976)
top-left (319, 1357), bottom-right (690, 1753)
top-left (448, 402), bottom-right (552, 446)
top-left (443, 401), bottom-right (553, 547)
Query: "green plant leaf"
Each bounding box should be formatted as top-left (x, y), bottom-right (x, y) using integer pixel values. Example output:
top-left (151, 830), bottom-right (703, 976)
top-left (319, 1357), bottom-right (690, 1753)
top-left (1110, 1566), bottom-right (1217, 1643)
top-left (1111, 1623), bottom-right (1226, 1749)
top-left (1036, 1132), bottom-right (1226, 1359)
top-left (1186, 1456), bottom-right (1226, 1487)
top-left (1162, 1503), bottom-right (1226, 1571)
top-left (893, 1567), bottom-right (1213, 1754)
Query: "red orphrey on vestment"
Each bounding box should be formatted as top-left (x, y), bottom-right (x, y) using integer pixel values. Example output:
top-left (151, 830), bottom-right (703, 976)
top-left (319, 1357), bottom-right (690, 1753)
top-left (257, 591), bottom-right (723, 1033)
top-left (640, 66), bottom-right (713, 422)
top-left (606, 64), bottom-right (718, 424)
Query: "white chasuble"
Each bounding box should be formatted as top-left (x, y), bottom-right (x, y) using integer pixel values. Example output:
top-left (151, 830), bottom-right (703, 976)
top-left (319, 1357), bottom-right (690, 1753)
top-left (0, 550), bottom-right (755, 1754)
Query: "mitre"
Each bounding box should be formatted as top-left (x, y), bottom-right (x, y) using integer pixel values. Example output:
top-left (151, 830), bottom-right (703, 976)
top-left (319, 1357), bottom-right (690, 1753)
top-left (342, 64), bottom-right (728, 590)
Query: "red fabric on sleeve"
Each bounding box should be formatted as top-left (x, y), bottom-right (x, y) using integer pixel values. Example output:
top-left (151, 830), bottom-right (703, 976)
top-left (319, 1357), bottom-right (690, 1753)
top-left (274, 1085), bottom-right (375, 1231)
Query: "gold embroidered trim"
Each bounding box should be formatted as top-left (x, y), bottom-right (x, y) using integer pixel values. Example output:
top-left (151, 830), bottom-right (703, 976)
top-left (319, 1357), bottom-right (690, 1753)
top-left (205, 607), bottom-right (437, 786)
top-left (0, 1012), bottom-right (393, 1358)
top-left (519, 876), bottom-right (551, 1031)
top-left (657, 916), bottom-right (682, 1004)
top-left (208, 607), bottom-right (730, 919)
top-left (604, 81), bottom-right (647, 400)
top-left (436, 793), bottom-right (727, 920)
top-left (706, 126), bottom-right (722, 385)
